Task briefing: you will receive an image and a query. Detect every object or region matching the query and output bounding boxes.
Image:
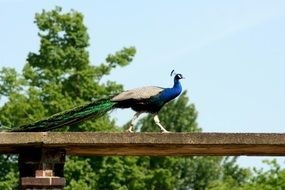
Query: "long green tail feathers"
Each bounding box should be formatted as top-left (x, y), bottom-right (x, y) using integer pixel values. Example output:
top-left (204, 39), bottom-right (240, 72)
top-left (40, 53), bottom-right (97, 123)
top-left (9, 99), bottom-right (117, 132)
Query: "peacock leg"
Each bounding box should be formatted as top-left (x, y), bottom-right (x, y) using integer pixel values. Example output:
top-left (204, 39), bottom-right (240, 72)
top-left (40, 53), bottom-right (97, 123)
top-left (127, 112), bottom-right (142, 133)
top-left (153, 113), bottom-right (169, 133)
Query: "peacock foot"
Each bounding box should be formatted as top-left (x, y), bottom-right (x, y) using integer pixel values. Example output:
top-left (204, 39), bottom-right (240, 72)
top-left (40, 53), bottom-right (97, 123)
top-left (126, 128), bottom-right (135, 133)
top-left (161, 129), bottom-right (170, 133)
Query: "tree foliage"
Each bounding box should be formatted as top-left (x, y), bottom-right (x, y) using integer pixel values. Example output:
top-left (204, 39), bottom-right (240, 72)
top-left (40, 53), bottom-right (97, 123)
top-left (0, 7), bottom-right (135, 189)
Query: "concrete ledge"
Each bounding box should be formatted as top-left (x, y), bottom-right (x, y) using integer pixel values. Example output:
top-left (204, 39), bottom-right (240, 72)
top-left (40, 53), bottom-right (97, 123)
top-left (1, 132), bottom-right (285, 156)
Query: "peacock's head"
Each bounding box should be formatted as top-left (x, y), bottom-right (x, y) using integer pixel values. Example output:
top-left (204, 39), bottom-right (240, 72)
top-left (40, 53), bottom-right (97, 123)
top-left (170, 70), bottom-right (185, 80)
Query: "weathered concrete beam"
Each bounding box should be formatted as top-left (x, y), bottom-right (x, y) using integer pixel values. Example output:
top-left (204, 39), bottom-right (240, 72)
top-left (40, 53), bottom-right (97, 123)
top-left (1, 132), bottom-right (285, 156)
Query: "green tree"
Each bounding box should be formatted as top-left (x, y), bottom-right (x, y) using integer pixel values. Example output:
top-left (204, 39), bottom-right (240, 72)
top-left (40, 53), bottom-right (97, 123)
top-left (0, 156), bottom-right (18, 190)
top-left (206, 157), bottom-right (251, 190)
top-left (244, 159), bottom-right (285, 190)
top-left (207, 159), bottom-right (285, 190)
top-left (0, 7), bottom-right (135, 189)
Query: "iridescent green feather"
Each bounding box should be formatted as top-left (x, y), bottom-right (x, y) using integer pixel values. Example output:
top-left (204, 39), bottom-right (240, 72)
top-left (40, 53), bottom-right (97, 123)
top-left (10, 99), bottom-right (117, 132)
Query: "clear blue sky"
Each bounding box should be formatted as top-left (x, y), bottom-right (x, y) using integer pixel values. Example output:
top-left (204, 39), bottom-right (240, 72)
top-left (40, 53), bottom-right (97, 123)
top-left (1, 0), bottom-right (285, 168)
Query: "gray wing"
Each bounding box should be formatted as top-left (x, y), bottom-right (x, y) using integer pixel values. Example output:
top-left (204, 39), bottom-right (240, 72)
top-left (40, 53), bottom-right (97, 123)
top-left (112, 86), bottom-right (164, 101)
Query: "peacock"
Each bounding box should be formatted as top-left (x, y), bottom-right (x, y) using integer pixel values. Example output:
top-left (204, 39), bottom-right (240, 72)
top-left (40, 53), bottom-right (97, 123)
top-left (8, 70), bottom-right (185, 133)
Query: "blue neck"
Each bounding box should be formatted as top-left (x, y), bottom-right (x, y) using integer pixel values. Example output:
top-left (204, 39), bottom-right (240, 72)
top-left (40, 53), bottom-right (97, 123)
top-left (159, 78), bottom-right (182, 102)
top-left (173, 78), bottom-right (182, 90)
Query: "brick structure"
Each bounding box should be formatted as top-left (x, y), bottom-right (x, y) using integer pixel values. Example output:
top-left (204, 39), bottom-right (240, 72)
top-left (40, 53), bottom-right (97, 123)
top-left (19, 148), bottom-right (66, 190)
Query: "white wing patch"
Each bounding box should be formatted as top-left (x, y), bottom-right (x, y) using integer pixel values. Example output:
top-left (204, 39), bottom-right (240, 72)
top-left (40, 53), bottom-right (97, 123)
top-left (112, 86), bottom-right (164, 101)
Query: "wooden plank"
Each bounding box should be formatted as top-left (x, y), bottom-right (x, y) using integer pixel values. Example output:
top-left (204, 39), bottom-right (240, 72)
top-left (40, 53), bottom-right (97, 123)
top-left (1, 132), bottom-right (285, 156)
